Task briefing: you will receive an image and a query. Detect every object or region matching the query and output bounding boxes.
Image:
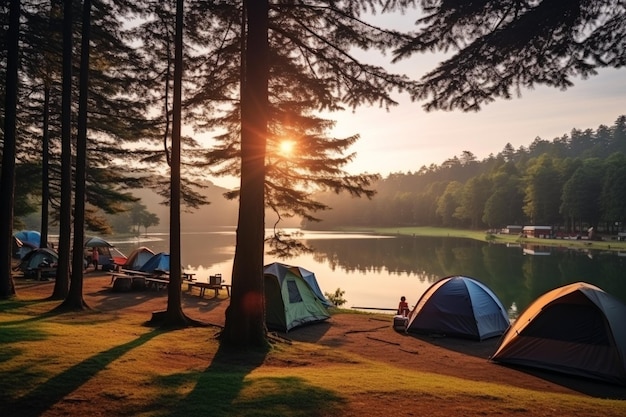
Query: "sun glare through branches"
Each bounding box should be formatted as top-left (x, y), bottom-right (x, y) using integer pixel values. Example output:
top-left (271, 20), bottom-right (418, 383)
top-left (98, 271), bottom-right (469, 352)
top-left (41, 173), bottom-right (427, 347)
top-left (278, 140), bottom-right (295, 157)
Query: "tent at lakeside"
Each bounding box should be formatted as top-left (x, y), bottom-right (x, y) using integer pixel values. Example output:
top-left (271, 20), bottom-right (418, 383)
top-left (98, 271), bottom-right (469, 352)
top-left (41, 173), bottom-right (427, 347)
top-left (263, 262), bottom-right (331, 332)
top-left (122, 247), bottom-right (155, 271)
top-left (84, 236), bottom-right (127, 268)
top-left (406, 275), bottom-right (510, 341)
top-left (139, 252), bottom-right (170, 274)
top-left (491, 282), bottom-right (626, 386)
top-left (264, 262), bottom-right (332, 307)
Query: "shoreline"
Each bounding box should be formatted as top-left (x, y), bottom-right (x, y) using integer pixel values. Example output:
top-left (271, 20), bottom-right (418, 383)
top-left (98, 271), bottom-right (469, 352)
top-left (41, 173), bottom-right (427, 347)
top-left (342, 226), bottom-right (626, 253)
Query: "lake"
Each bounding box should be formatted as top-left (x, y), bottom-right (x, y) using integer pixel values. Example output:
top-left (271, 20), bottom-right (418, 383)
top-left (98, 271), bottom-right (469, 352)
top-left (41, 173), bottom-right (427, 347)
top-left (109, 228), bottom-right (626, 317)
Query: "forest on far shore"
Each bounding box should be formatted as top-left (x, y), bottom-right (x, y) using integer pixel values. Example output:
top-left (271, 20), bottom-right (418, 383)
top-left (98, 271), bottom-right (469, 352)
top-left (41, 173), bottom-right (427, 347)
top-left (15, 116), bottom-right (626, 237)
top-left (304, 115), bottom-right (626, 236)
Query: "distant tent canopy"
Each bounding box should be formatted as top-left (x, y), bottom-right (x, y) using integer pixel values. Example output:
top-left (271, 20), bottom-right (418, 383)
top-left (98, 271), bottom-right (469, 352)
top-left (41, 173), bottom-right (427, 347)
top-left (14, 230), bottom-right (41, 248)
top-left (84, 236), bottom-right (127, 267)
top-left (84, 236), bottom-right (113, 247)
top-left (139, 252), bottom-right (170, 274)
top-left (263, 262), bottom-right (331, 332)
top-left (406, 275), bottom-right (510, 341)
top-left (13, 230), bottom-right (42, 259)
top-left (16, 248), bottom-right (58, 279)
top-left (123, 247), bottom-right (155, 271)
top-left (491, 282), bottom-right (626, 386)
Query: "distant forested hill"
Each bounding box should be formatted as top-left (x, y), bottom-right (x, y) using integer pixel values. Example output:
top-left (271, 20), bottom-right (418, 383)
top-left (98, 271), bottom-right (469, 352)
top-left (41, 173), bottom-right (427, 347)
top-left (304, 115), bottom-right (626, 235)
top-left (130, 182), bottom-right (238, 232)
top-left (129, 181), bottom-right (302, 233)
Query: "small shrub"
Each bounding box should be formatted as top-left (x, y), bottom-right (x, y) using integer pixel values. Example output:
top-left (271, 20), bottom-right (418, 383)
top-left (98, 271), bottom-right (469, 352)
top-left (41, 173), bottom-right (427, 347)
top-left (325, 288), bottom-right (347, 307)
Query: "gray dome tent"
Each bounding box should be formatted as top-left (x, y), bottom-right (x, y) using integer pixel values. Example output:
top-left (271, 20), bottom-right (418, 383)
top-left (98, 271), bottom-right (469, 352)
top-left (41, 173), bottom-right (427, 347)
top-left (491, 282), bottom-right (626, 385)
top-left (16, 248), bottom-right (58, 279)
top-left (406, 275), bottom-right (510, 340)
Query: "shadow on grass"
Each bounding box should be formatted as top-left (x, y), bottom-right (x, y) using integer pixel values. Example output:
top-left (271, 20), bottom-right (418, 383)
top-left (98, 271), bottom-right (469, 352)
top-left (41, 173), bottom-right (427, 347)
top-left (0, 298), bottom-right (69, 326)
top-left (3, 329), bottom-right (164, 417)
top-left (407, 332), bottom-right (626, 400)
top-left (148, 343), bottom-right (346, 417)
top-left (86, 286), bottom-right (169, 311)
top-left (0, 324), bottom-right (48, 346)
top-left (405, 331), bottom-right (500, 360)
top-left (0, 296), bottom-right (54, 314)
top-left (491, 362), bottom-right (626, 400)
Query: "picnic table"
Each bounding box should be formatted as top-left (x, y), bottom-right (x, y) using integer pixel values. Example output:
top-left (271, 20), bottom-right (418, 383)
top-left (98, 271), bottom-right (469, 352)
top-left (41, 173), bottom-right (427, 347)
top-left (187, 274), bottom-right (231, 298)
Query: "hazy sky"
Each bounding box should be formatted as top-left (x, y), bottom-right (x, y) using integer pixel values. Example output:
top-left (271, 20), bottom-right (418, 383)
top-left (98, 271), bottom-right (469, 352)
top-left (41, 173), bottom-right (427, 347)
top-left (205, 10), bottom-right (626, 190)
top-left (331, 67), bottom-right (626, 178)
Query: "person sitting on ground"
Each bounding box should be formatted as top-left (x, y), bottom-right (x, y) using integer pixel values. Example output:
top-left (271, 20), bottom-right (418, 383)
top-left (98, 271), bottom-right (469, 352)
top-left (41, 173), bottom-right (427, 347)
top-left (397, 296), bottom-right (409, 316)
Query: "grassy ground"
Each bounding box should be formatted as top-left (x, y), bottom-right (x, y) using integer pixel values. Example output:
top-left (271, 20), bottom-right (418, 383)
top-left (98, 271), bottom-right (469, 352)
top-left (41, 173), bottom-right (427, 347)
top-left (1, 276), bottom-right (625, 416)
top-left (345, 226), bottom-right (626, 252)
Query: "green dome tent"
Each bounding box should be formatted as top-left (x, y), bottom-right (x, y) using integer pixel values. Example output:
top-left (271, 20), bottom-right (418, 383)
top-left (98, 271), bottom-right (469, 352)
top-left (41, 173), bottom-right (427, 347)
top-left (491, 282), bottom-right (626, 385)
top-left (264, 262), bottom-right (330, 332)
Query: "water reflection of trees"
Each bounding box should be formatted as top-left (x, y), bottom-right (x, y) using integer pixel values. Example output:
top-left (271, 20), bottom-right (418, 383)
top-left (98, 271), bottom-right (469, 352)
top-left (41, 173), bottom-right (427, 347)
top-left (306, 236), bottom-right (626, 313)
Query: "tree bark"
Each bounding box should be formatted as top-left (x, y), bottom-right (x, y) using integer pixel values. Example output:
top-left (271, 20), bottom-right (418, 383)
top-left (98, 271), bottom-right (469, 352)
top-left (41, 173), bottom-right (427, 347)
top-left (155, 0), bottom-right (186, 326)
top-left (60, 0), bottom-right (92, 311)
top-left (221, 0), bottom-right (269, 347)
top-left (51, 0), bottom-right (74, 300)
top-left (0, 0), bottom-right (20, 299)
top-left (40, 85), bottom-right (50, 250)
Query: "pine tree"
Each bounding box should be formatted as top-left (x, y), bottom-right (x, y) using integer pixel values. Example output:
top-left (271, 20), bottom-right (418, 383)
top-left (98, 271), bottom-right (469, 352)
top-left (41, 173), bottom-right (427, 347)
top-left (394, 0), bottom-right (626, 111)
top-left (192, 1), bottom-right (420, 346)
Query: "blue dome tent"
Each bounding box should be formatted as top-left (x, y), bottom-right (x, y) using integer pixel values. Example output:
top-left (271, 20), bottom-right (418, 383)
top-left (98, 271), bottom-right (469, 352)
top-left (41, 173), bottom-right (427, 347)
top-left (139, 252), bottom-right (170, 274)
top-left (14, 230), bottom-right (41, 247)
top-left (406, 275), bottom-right (510, 341)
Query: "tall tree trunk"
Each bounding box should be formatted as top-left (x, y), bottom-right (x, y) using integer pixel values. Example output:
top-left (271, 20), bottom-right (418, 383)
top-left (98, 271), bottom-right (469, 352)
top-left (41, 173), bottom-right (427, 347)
top-left (221, 0), bottom-right (269, 347)
top-left (153, 0), bottom-right (187, 326)
top-left (61, 0), bottom-right (91, 310)
top-left (51, 0), bottom-right (74, 300)
top-left (0, 0), bottom-right (20, 299)
top-left (40, 86), bottom-right (50, 249)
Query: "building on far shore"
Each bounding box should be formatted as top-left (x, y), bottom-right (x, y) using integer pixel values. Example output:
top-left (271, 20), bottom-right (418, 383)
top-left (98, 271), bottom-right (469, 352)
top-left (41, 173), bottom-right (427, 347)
top-left (522, 226), bottom-right (553, 238)
top-left (501, 225), bottom-right (523, 235)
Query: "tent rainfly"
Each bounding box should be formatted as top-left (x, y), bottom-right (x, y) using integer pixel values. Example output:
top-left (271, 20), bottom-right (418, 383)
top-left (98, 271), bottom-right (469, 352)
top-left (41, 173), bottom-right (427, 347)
top-left (491, 282), bottom-right (626, 385)
top-left (406, 275), bottom-right (510, 340)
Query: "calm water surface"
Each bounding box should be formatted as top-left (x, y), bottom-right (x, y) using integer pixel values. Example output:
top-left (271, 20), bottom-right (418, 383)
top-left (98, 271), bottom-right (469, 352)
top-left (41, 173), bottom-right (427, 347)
top-left (110, 228), bottom-right (626, 317)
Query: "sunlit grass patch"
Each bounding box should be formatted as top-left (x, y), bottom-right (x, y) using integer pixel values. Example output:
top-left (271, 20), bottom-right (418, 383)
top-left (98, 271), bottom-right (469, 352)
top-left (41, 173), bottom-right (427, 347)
top-left (1, 297), bottom-right (625, 417)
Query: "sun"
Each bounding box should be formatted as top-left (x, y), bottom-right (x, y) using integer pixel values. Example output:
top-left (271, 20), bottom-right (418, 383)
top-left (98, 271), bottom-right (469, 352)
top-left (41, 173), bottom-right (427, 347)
top-left (278, 140), bottom-right (295, 156)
